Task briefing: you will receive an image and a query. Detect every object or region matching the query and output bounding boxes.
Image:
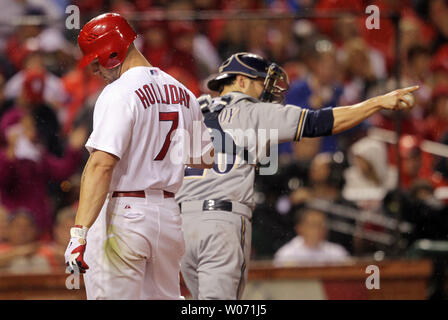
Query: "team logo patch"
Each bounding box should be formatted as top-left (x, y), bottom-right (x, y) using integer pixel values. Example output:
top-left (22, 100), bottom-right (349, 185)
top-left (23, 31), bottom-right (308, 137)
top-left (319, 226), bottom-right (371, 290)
top-left (150, 69), bottom-right (159, 76)
top-left (125, 205), bottom-right (131, 209)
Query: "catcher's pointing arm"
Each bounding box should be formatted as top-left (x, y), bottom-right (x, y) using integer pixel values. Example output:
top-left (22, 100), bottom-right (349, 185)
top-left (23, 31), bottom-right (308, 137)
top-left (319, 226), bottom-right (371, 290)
top-left (331, 86), bottom-right (419, 135)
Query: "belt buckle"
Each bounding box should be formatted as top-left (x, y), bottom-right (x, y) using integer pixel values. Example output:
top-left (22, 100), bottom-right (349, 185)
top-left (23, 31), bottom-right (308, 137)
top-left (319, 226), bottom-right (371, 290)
top-left (202, 200), bottom-right (232, 212)
top-left (203, 200), bottom-right (216, 211)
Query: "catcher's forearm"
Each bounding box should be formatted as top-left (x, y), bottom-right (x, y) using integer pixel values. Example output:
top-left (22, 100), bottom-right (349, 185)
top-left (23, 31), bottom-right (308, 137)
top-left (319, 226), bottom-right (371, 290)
top-left (75, 153), bottom-right (115, 228)
top-left (332, 97), bottom-right (382, 135)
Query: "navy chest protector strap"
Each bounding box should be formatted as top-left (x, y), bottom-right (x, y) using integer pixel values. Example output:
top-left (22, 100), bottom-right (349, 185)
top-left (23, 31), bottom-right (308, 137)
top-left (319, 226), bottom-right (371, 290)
top-left (202, 98), bottom-right (250, 163)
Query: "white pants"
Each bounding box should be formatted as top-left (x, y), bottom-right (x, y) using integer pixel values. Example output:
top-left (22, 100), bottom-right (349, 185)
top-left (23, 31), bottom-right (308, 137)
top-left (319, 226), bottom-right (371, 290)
top-left (83, 190), bottom-right (185, 300)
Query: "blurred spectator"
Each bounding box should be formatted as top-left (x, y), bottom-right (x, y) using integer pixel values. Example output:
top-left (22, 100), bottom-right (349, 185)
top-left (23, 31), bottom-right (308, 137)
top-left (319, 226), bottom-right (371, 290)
top-left (290, 153), bottom-right (345, 206)
top-left (286, 39), bottom-right (342, 111)
top-left (2, 52), bottom-right (67, 157)
top-left (434, 132), bottom-right (448, 184)
top-left (285, 38), bottom-right (346, 153)
top-left (339, 37), bottom-right (381, 106)
top-left (192, 28), bottom-right (221, 79)
top-left (431, 44), bottom-right (448, 87)
top-left (331, 14), bottom-right (387, 80)
top-left (403, 179), bottom-right (447, 244)
top-left (0, 108), bottom-right (86, 236)
top-left (382, 178), bottom-right (447, 253)
top-left (110, 0), bottom-right (137, 15)
top-left (39, 205), bottom-right (76, 272)
top-left (399, 15), bottom-right (431, 66)
top-left (433, 132), bottom-right (448, 203)
top-left (397, 135), bottom-right (435, 189)
top-left (428, 0), bottom-right (448, 53)
top-left (0, 210), bottom-right (51, 274)
top-left (288, 152), bottom-right (356, 253)
top-left (15, 65), bottom-right (65, 156)
top-left (273, 207), bottom-right (350, 266)
top-left (424, 85), bottom-right (448, 142)
top-left (343, 136), bottom-right (397, 207)
top-left (0, 0), bottom-right (25, 50)
top-left (217, 19), bottom-right (248, 61)
top-left (0, 205), bottom-right (8, 243)
top-left (4, 9), bottom-right (43, 71)
top-left (2, 5), bottom-right (67, 71)
top-left (266, 0), bottom-right (314, 13)
top-left (402, 45), bottom-right (433, 118)
top-left (141, 20), bottom-right (171, 70)
top-left (162, 1), bottom-right (221, 85)
top-left (61, 66), bottom-right (104, 134)
top-left (164, 21), bottom-right (201, 89)
top-left (4, 51), bottom-right (68, 114)
top-left (265, 17), bottom-right (298, 65)
top-left (0, 73), bottom-right (15, 123)
top-left (72, 0), bottom-right (107, 15)
top-left (314, 0), bottom-right (364, 41)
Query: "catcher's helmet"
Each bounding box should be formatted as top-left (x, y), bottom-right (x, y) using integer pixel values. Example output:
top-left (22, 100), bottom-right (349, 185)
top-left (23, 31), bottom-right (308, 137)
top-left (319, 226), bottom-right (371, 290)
top-left (78, 13), bottom-right (137, 69)
top-left (207, 52), bottom-right (289, 103)
top-left (207, 52), bottom-right (270, 91)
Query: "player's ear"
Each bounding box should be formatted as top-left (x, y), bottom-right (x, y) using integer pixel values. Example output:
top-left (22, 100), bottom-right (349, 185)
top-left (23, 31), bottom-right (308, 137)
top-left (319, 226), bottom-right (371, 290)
top-left (236, 75), bottom-right (246, 89)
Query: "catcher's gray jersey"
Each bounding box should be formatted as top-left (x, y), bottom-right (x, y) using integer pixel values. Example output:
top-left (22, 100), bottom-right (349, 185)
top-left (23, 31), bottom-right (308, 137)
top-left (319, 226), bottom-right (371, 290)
top-left (176, 92), bottom-right (308, 208)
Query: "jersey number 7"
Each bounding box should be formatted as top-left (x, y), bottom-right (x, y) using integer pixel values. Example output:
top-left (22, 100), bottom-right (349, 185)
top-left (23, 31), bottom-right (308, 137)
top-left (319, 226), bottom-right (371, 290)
top-left (154, 112), bottom-right (179, 161)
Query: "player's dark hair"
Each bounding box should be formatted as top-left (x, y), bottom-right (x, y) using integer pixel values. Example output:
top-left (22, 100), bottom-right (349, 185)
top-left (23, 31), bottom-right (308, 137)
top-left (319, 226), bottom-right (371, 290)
top-left (218, 75), bottom-right (237, 94)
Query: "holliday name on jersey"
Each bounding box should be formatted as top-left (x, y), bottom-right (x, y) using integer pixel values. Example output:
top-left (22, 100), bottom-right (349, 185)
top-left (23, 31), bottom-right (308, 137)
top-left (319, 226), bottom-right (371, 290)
top-left (135, 83), bottom-right (191, 109)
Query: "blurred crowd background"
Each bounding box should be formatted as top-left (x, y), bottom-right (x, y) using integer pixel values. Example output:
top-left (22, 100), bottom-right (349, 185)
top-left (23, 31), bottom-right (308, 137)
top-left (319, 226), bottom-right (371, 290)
top-left (0, 0), bottom-right (447, 294)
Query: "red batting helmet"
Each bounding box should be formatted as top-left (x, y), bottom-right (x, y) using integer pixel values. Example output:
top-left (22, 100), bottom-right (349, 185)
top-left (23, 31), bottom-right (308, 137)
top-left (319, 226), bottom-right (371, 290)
top-left (78, 13), bottom-right (137, 69)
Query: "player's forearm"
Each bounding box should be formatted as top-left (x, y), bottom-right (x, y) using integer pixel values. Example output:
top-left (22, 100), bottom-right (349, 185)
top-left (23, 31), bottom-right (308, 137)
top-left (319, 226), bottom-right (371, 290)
top-left (332, 97), bottom-right (383, 134)
top-left (75, 157), bottom-right (114, 228)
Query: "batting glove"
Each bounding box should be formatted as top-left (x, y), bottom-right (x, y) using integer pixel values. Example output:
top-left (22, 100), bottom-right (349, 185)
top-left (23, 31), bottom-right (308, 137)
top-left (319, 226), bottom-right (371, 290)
top-left (65, 225), bottom-right (89, 274)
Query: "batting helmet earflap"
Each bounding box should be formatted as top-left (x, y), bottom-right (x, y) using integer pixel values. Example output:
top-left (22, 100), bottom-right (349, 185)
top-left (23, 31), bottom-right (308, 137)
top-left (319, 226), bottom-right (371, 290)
top-left (77, 13), bottom-right (137, 69)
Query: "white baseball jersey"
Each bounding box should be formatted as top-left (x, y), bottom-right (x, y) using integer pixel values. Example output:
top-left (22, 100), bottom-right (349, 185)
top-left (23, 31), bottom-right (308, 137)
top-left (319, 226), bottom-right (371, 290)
top-left (85, 66), bottom-right (211, 193)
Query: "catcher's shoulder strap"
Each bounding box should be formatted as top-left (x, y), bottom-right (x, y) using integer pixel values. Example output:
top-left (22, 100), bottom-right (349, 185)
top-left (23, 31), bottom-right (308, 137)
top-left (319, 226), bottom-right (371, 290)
top-left (198, 94), bottom-right (250, 162)
top-left (199, 92), bottom-right (256, 115)
top-left (198, 94), bottom-right (232, 115)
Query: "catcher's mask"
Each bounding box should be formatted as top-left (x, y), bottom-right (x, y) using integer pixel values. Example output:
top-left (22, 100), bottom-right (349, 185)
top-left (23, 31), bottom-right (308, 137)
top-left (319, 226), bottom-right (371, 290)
top-left (207, 52), bottom-right (289, 103)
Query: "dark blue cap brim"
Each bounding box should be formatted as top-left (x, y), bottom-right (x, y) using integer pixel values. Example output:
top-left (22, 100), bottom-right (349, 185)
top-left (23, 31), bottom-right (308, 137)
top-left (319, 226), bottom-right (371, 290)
top-left (207, 71), bottom-right (266, 92)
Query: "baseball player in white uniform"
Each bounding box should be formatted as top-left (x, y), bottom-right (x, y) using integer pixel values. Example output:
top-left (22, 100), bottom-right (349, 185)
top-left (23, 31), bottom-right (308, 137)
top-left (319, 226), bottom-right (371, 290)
top-left (64, 13), bottom-right (213, 300)
top-left (176, 52), bottom-right (418, 299)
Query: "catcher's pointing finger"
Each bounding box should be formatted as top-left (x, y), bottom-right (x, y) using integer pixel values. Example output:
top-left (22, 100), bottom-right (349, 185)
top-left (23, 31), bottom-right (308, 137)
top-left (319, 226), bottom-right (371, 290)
top-left (398, 85), bottom-right (420, 94)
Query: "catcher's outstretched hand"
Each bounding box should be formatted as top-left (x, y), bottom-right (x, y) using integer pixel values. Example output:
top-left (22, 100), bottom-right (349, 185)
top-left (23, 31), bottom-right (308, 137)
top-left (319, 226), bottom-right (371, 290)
top-left (65, 225), bottom-right (89, 274)
top-left (379, 85), bottom-right (419, 110)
